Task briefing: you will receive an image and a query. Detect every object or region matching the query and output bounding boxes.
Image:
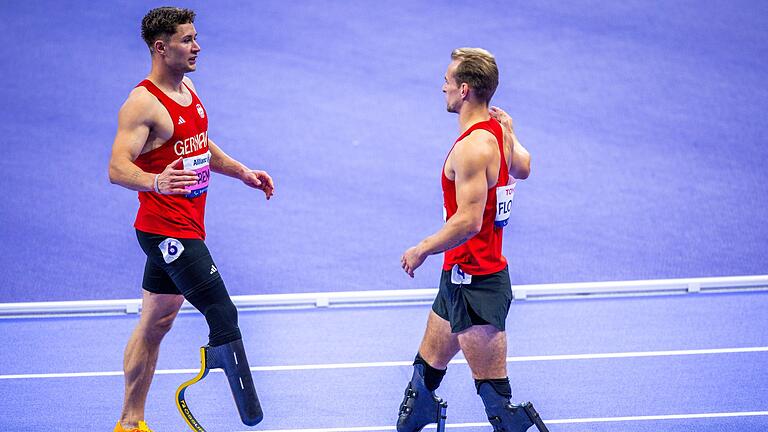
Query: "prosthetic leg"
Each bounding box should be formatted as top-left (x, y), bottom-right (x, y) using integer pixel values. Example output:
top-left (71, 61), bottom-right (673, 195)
top-left (397, 364), bottom-right (448, 432)
top-left (176, 339), bottom-right (263, 431)
top-left (477, 382), bottom-right (549, 432)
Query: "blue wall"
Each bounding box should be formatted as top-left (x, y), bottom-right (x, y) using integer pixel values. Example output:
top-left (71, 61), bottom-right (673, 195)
top-left (0, 0), bottom-right (766, 302)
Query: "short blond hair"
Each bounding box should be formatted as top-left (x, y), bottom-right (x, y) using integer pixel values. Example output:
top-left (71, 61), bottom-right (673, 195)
top-left (451, 48), bottom-right (499, 104)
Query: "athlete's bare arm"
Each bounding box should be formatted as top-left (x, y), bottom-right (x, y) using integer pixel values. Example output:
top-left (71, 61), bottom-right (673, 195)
top-left (401, 132), bottom-right (496, 277)
top-left (208, 139), bottom-right (274, 199)
top-left (207, 139), bottom-right (248, 177)
top-left (182, 76), bottom-right (274, 199)
top-left (109, 89), bottom-right (198, 194)
top-left (490, 106), bottom-right (531, 179)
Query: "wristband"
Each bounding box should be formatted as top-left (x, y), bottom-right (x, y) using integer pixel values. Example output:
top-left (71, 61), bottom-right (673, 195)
top-left (153, 174), bottom-right (161, 194)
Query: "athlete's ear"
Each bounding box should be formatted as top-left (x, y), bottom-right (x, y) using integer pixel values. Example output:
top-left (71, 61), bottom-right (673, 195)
top-left (460, 83), bottom-right (469, 99)
top-left (153, 39), bottom-right (166, 55)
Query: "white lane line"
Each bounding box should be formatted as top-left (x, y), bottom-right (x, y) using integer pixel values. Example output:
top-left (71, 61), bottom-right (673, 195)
top-left (251, 428), bottom-right (397, 432)
top-left (546, 410), bottom-right (768, 423)
top-left (507, 346), bottom-right (768, 362)
top-left (2, 346), bottom-right (767, 380)
top-left (243, 411), bottom-right (768, 432)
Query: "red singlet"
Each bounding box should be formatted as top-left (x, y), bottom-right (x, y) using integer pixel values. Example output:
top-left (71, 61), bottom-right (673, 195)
top-left (442, 117), bottom-right (510, 275)
top-left (133, 79), bottom-right (210, 239)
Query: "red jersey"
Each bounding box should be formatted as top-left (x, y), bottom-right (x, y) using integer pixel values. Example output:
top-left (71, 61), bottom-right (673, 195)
top-left (133, 79), bottom-right (210, 239)
top-left (442, 117), bottom-right (515, 275)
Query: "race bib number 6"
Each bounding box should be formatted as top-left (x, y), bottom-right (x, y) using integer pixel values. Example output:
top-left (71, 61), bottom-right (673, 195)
top-left (183, 151), bottom-right (211, 199)
top-left (159, 238), bottom-right (185, 264)
top-left (495, 181), bottom-right (516, 228)
top-left (451, 264), bottom-right (472, 285)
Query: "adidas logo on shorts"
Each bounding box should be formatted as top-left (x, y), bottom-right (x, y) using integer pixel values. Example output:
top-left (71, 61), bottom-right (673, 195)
top-left (210, 264), bottom-right (217, 275)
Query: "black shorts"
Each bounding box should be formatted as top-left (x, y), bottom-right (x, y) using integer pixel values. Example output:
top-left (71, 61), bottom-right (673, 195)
top-left (136, 229), bottom-right (223, 296)
top-left (432, 266), bottom-right (512, 333)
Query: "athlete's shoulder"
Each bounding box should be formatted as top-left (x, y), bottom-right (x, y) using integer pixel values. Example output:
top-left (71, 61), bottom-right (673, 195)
top-left (124, 85), bottom-right (158, 108)
top-left (466, 127), bottom-right (498, 145)
top-left (451, 130), bottom-right (497, 177)
top-left (118, 85), bottom-right (160, 125)
top-left (455, 128), bottom-right (497, 161)
top-left (182, 76), bottom-right (198, 94)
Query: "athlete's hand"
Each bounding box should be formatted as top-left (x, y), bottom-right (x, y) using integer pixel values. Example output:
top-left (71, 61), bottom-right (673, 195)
top-left (241, 169), bottom-right (274, 200)
top-left (489, 106), bottom-right (515, 133)
top-left (490, 106), bottom-right (517, 150)
top-left (401, 245), bottom-right (427, 278)
top-left (156, 157), bottom-right (198, 194)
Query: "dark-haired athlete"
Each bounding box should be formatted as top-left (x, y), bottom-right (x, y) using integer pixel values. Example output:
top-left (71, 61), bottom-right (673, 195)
top-left (109, 7), bottom-right (273, 432)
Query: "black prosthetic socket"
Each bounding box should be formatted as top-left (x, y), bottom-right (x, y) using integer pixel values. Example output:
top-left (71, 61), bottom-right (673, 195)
top-left (397, 363), bottom-right (447, 432)
top-left (477, 380), bottom-right (545, 432)
top-left (475, 377), bottom-right (512, 398)
top-left (414, 353), bottom-right (447, 392)
top-left (206, 338), bottom-right (263, 426)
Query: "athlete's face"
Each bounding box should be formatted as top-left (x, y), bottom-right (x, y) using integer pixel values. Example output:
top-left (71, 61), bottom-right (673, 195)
top-left (159, 23), bottom-right (200, 73)
top-left (442, 60), bottom-right (464, 113)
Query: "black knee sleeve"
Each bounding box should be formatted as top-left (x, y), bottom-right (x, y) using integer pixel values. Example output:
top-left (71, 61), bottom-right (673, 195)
top-left (475, 377), bottom-right (512, 398)
top-left (414, 352), bottom-right (447, 392)
top-left (185, 280), bottom-right (241, 347)
top-left (203, 300), bottom-right (241, 346)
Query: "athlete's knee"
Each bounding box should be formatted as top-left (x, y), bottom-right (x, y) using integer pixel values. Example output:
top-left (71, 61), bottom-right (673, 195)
top-left (414, 352), bottom-right (447, 391)
top-left (202, 298), bottom-right (241, 346)
top-left (154, 312), bottom-right (177, 335)
top-left (183, 276), bottom-right (242, 346)
top-left (140, 311), bottom-right (179, 343)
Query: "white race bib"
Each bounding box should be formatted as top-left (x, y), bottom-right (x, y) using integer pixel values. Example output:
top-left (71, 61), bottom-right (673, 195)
top-left (159, 238), bottom-right (184, 264)
top-left (451, 264), bottom-right (472, 285)
top-left (494, 181), bottom-right (516, 228)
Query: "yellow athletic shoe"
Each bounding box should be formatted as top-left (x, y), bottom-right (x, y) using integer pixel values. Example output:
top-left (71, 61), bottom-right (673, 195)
top-left (114, 420), bottom-right (153, 432)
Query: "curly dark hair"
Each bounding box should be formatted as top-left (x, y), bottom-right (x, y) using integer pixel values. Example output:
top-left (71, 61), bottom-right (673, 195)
top-left (141, 7), bottom-right (196, 49)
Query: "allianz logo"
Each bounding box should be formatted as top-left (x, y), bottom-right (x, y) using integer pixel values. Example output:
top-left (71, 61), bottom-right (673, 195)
top-left (192, 155), bottom-right (210, 166)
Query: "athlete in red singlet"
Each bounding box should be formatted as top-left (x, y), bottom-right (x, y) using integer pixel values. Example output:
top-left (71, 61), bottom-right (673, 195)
top-left (108, 8), bottom-right (273, 432)
top-left (397, 49), bottom-right (548, 432)
top-left (133, 78), bottom-right (210, 239)
top-left (441, 116), bottom-right (510, 276)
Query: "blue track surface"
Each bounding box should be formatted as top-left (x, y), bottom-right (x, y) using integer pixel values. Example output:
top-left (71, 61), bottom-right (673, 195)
top-left (1, 1), bottom-right (766, 302)
top-left (1, 2), bottom-right (766, 431)
top-left (2, 291), bottom-right (767, 431)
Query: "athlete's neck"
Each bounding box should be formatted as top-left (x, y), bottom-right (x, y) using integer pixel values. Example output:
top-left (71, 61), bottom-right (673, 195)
top-left (458, 102), bottom-right (490, 133)
top-left (147, 62), bottom-right (186, 94)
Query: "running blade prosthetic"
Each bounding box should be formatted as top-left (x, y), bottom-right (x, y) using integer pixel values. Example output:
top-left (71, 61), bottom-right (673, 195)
top-left (176, 340), bottom-right (263, 431)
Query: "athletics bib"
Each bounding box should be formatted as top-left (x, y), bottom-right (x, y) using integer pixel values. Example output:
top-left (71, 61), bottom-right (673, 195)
top-left (159, 238), bottom-right (185, 264)
top-left (451, 264), bottom-right (472, 285)
top-left (184, 151), bottom-right (211, 198)
top-left (494, 181), bottom-right (516, 228)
